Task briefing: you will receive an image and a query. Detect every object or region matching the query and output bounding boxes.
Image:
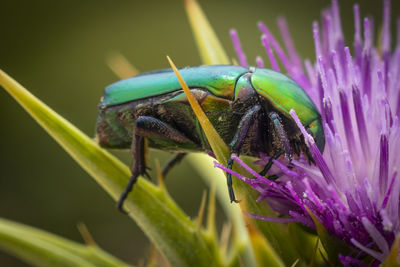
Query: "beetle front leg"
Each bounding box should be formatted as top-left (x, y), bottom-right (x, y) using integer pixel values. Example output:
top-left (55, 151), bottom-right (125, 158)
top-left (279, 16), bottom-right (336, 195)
top-left (269, 112), bottom-right (292, 161)
top-left (227, 105), bottom-right (261, 203)
top-left (259, 150), bottom-right (284, 177)
top-left (258, 112), bottom-right (293, 179)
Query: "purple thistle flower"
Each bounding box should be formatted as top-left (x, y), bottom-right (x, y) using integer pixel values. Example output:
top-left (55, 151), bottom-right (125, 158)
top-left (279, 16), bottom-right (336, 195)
top-left (224, 0), bottom-right (400, 264)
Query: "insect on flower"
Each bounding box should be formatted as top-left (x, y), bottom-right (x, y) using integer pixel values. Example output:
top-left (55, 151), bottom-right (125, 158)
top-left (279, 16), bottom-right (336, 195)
top-left (96, 65), bottom-right (325, 210)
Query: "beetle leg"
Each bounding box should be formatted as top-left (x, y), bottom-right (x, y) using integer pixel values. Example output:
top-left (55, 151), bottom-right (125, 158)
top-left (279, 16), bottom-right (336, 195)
top-left (117, 134), bottom-right (147, 212)
top-left (227, 105), bottom-right (261, 203)
top-left (162, 153), bottom-right (187, 179)
top-left (258, 112), bottom-right (294, 179)
top-left (259, 150), bottom-right (284, 176)
top-left (117, 116), bottom-right (194, 212)
top-left (118, 116), bottom-right (196, 211)
top-left (269, 112), bottom-right (292, 162)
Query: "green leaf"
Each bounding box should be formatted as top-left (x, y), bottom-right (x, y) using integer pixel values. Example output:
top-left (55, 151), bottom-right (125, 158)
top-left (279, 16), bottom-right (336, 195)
top-left (246, 224), bottom-right (285, 267)
top-left (184, 0), bottom-right (230, 65)
top-left (381, 235), bottom-right (400, 267)
top-left (0, 69), bottom-right (220, 267)
top-left (307, 208), bottom-right (353, 266)
top-left (288, 223), bottom-right (322, 265)
top-left (0, 217), bottom-right (131, 267)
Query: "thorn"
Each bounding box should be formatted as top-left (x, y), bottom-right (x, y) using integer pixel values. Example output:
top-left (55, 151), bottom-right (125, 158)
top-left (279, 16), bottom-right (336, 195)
top-left (206, 182), bottom-right (216, 233)
top-left (290, 258), bottom-right (300, 267)
top-left (77, 222), bottom-right (97, 247)
top-left (231, 58), bottom-right (239, 65)
top-left (155, 159), bottom-right (165, 190)
top-left (196, 190), bottom-right (207, 227)
top-left (106, 51), bottom-right (139, 79)
top-left (219, 222), bottom-right (232, 257)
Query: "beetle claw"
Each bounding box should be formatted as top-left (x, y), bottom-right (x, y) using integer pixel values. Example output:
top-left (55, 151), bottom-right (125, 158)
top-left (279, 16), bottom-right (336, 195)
top-left (144, 171), bottom-right (151, 180)
top-left (116, 201), bottom-right (128, 214)
top-left (267, 174), bottom-right (279, 181)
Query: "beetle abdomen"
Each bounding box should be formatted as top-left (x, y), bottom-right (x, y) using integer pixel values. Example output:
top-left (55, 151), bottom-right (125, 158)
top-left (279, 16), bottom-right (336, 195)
top-left (96, 103), bottom-right (136, 148)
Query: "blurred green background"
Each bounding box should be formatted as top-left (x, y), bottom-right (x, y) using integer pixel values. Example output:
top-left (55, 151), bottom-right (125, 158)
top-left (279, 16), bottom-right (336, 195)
top-left (0, 0), bottom-right (395, 266)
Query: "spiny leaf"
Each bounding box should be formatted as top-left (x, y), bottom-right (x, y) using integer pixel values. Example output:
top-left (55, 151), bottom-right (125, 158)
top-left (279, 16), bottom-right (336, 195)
top-left (206, 183), bottom-right (217, 235)
top-left (183, 0), bottom-right (230, 65)
top-left (244, 219), bottom-right (285, 267)
top-left (219, 222), bottom-right (232, 260)
top-left (0, 217), bottom-right (131, 267)
top-left (196, 191), bottom-right (208, 228)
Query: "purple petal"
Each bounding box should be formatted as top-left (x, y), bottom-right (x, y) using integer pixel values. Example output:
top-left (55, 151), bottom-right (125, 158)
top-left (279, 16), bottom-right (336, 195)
top-left (277, 17), bottom-right (302, 69)
top-left (353, 4), bottom-right (363, 67)
top-left (323, 97), bottom-right (335, 132)
top-left (351, 238), bottom-right (385, 262)
top-left (313, 21), bottom-right (322, 60)
top-left (363, 18), bottom-right (372, 52)
top-left (332, 50), bottom-right (345, 88)
top-left (289, 211), bottom-right (314, 228)
top-left (230, 29), bottom-right (248, 66)
top-left (258, 22), bottom-right (297, 80)
top-left (379, 134), bottom-right (389, 195)
top-left (261, 34), bottom-right (280, 72)
top-left (303, 178), bottom-right (324, 212)
top-left (361, 217), bottom-right (389, 254)
top-left (331, 0), bottom-right (344, 44)
top-left (381, 0), bottom-right (391, 57)
top-left (255, 56), bottom-right (264, 68)
top-left (339, 90), bottom-right (357, 157)
top-left (339, 254), bottom-right (367, 266)
top-left (290, 110), bottom-right (335, 184)
top-left (381, 171), bottom-right (397, 209)
top-left (352, 85), bottom-right (371, 159)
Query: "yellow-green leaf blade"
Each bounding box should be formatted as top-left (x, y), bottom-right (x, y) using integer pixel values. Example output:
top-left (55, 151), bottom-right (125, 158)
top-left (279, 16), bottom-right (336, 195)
top-left (0, 217), bottom-right (131, 267)
top-left (184, 0), bottom-right (230, 65)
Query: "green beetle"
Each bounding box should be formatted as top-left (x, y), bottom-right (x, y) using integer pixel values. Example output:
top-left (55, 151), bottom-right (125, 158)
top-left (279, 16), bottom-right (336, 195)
top-left (96, 65), bottom-right (325, 210)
